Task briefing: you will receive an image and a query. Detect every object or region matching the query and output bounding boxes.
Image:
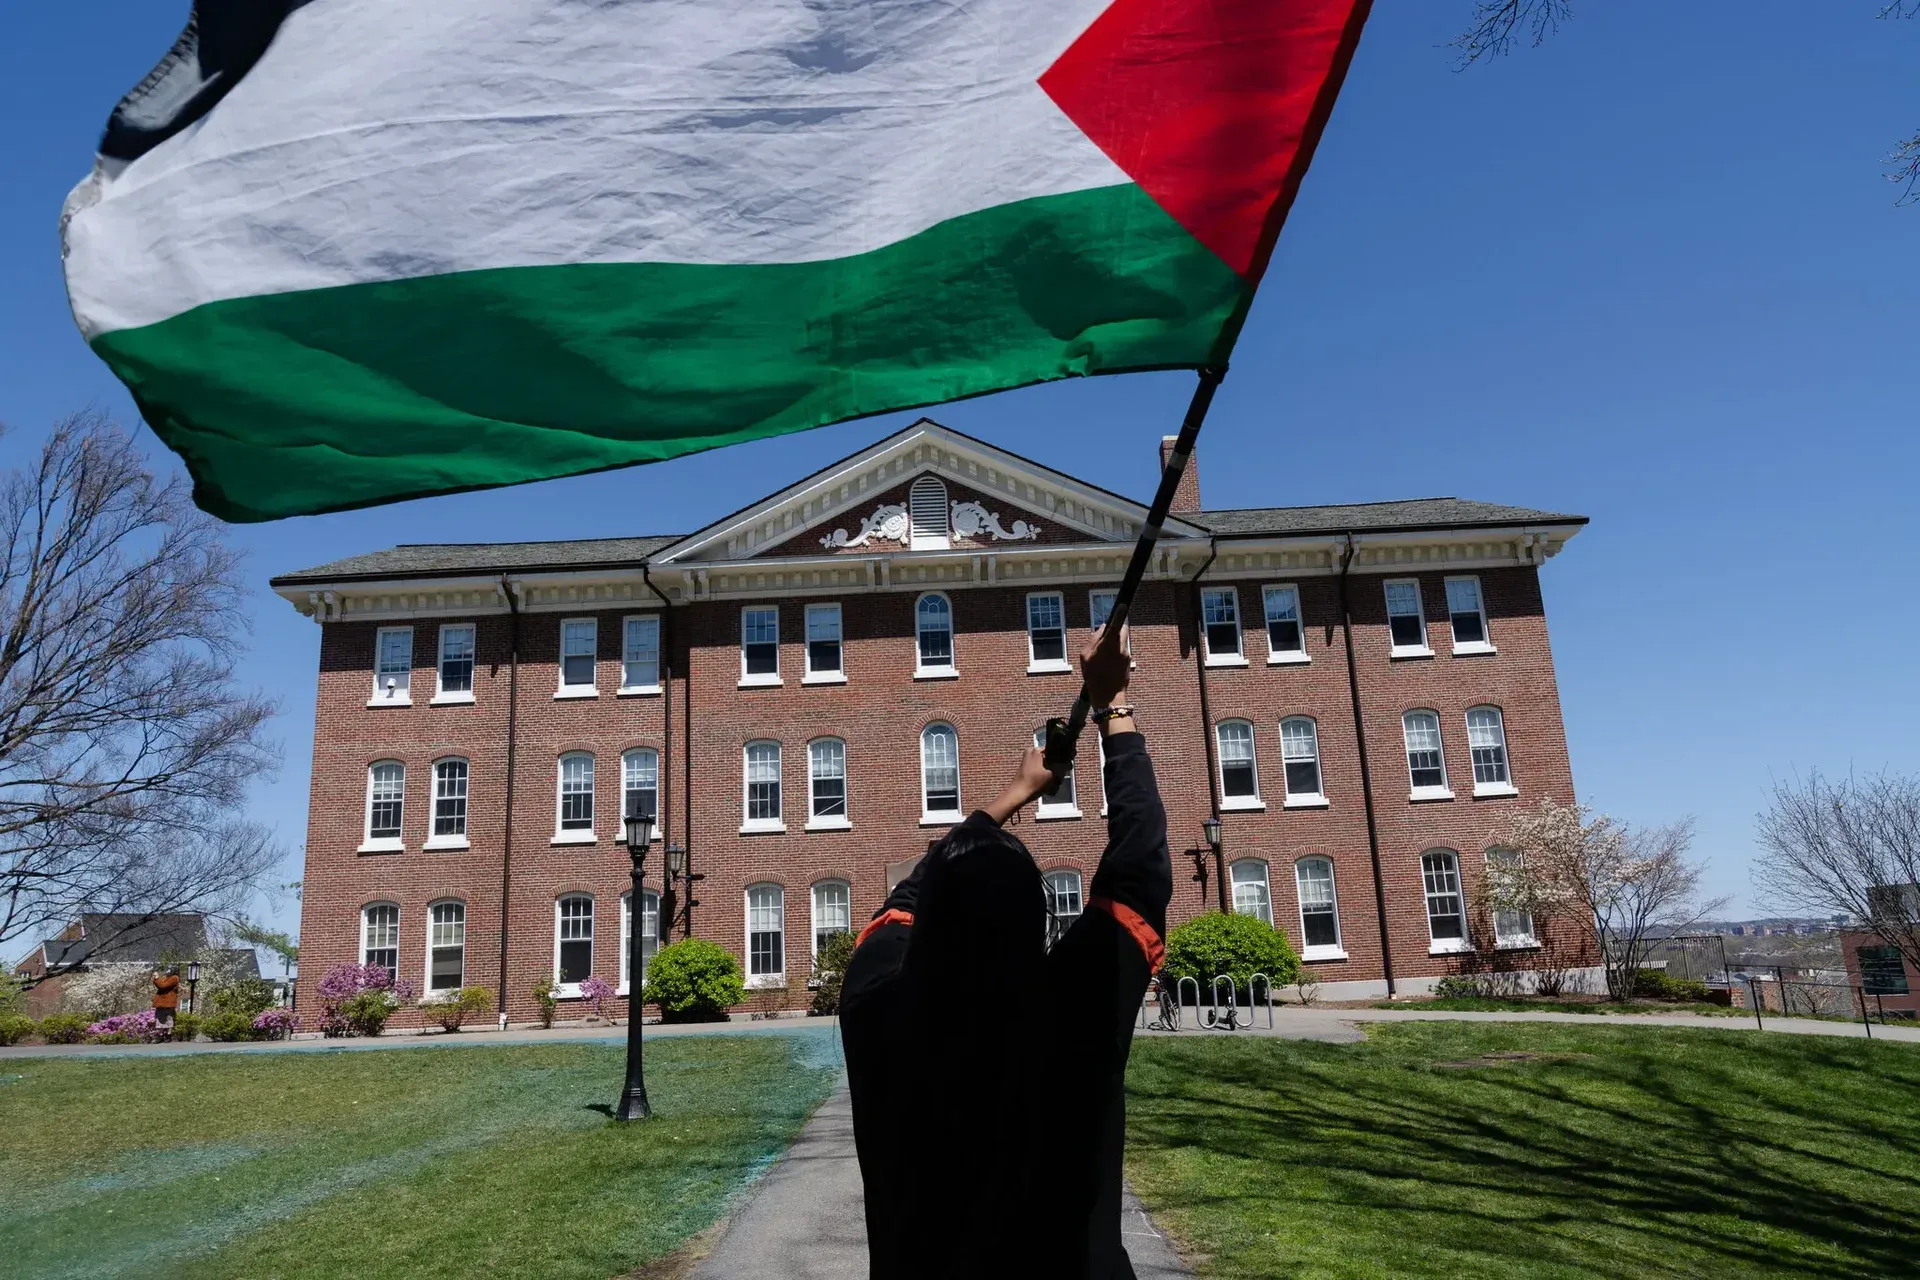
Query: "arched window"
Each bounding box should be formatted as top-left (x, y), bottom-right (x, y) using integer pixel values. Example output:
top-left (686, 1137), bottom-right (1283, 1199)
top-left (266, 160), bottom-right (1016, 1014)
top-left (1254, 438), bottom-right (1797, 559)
top-left (1466, 707), bottom-right (1512, 792)
top-left (744, 740), bottom-right (783, 830)
top-left (427, 901), bottom-right (466, 992)
top-left (920, 723), bottom-right (961, 821)
top-left (1421, 850), bottom-right (1468, 950)
top-left (915, 593), bottom-right (955, 675)
top-left (1402, 711), bottom-right (1449, 797)
top-left (364, 761), bottom-right (405, 847)
top-left (431, 757), bottom-right (468, 843)
top-left (1230, 860), bottom-right (1272, 925)
top-left (909, 475), bottom-right (950, 549)
top-left (622, 748), bottom-right (659, 825)
top-left (361, 903), bottom-right (399, 976)
top-left (621, 889), bottom-right (660, 989)
top-left (747, 883), bottom-right (786, 981)
top-left (1294, 858), bottom-right (1341, 956)
top-left (808, 738), bottom-right (848, 825)
top-left (1485, 847), bottom-right (1536, 947)
top-left (1279, 718), bottom-right (1322, 802)
top-left (1034, 727), bottom-right (1079, 817)
top-left (811, 880), bottom-right (851, 957)
top-left (1216, 720), bottom-right (1260, 806)
top-left (555, 895), bottom-right (594, 993)
top-left (1044, 870), bottom-right (1083, 948)
top-left (557, 752), bottom-right (596, 838)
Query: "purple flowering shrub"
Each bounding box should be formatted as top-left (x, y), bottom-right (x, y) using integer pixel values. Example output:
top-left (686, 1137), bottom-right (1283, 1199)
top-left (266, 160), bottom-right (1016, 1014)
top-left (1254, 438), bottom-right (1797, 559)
top-left (317, 963), bottom-right (413, 1037)
top-left (86, 1009), bottom-right (170, 1044)
top-left (580, 975), bottom-right (616, 1018)
top-left (252, 1008), bottom-right (299, 1039)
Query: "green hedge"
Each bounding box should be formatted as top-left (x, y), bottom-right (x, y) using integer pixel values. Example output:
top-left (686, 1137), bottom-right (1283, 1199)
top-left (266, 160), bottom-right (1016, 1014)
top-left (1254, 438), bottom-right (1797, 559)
top-left (1162, 912), bottom-right (1300, 995)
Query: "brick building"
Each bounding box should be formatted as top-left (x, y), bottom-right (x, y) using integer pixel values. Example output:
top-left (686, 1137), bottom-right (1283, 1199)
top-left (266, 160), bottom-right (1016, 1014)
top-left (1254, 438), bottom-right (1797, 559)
top-left (273, 421), bottom-right (1591, 1026)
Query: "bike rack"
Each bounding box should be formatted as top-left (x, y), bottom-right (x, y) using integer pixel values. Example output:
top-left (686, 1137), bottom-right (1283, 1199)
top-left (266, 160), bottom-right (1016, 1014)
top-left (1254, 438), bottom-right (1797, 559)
top-left (1246, 972), bottom-right (1275, 1029)
top-left (1176, 976), bottom-right (1202, 1031)
top-left (1204, 975), bottom-right (1239, 1030)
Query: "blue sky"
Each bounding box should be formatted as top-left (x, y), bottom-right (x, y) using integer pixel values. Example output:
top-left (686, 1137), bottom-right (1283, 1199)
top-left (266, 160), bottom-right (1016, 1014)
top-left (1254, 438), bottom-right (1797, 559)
top-left (3, 2), bottom-right (1915, 942)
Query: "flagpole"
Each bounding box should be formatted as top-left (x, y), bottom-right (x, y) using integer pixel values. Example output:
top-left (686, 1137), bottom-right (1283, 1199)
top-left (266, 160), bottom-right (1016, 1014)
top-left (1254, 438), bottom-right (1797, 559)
top-left (1044, 364), bottom-right (1227, 773)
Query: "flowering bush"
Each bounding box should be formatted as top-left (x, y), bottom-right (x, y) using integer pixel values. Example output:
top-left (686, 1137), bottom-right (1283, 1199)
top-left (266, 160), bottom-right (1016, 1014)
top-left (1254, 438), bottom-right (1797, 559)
top-left (86, 1009), bottom-right (170, 1044)
top-left (579, 975), bottom-right (616, 1018)
top-left (252, 1007), bottom-right (299, 1039)
top-left (317, 963), bottom-right (413, 1037)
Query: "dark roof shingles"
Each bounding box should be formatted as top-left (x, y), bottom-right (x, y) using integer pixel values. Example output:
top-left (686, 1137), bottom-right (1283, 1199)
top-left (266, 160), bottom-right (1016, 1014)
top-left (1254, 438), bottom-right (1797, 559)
top-left (1189, 497), bottom-right (1585, 538)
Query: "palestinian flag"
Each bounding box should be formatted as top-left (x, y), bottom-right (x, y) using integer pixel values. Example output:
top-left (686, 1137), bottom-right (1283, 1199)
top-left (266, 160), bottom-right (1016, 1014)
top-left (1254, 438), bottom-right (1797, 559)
top-left (63, 0), bottom-right (1370, 522)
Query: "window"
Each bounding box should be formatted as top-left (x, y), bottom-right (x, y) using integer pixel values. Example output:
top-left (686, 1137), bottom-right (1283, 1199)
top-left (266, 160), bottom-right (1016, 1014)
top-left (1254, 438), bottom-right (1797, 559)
top-left (1860, 945), bottom-right (1911, 995)
top-left (909, 475), bottom-right (950, 550)
top-left (1201, 588), bottom-right (1244, 662)
top-left (1044, 870), bottom-right (1083, 948)
top-left (1422, 850), bottom-right (1468, 949)
top-left (1034, 727), bottom-right (1079, 818)
top-left (1384, 580), bottom-right (1428, 654)
top-left (437, 624), bottom-right (475, 699)
top-left (428, 901), bottom-right (465, 991)
top-left (920, 723), bottom-right (960, 820)
top-left (741, 607), bottom-right (780, 682)
top-left (1026, 592), bottom-right (1068, 670)
top-left (430, 758), bottom-right (468, 843)
top-left (744, 741), bottom-right (783, 830)
top-left (1294, 858), bottom-right (1341, 954)
top-left (808, 738), bottom-right (848, 826)
top-left (373, 627), bottom-right (413, 702)
top-left (622, 616), bottom-right (660, 691)
top-left (1446, 577), bottom-right (1491, 652)
top-left (621, 890), bottom-right (660, 989)
top-left (557, 753), bottom-right (595, 838)
top-left (1216, 720), bottom-right (1261, 807)
top-left (915, 593), bottom-right (955, 675)
top-left (559, 618), bottom-right (597, 692)
top-left (622, 749), bottom-right (658, 826)
top-left (1467, 707), bottom-right (1513, 794)
top-left (1486, 847), bottom-right (1536, 947)
top-left (1089, 589), bottom-right (1131, 655)
top-left (1279, 718), bottom-right (1324, 804)
top-left (812, 880), bottom-right (851, 957)
top-left (556, 896), bottom-right (594, 991)
top-left (1403, 711), bottom-right (1451, 797)
top-left (1263, 585), bottom-right (1305, 662)
top-left (361, 904), bottom-right (399, 976)
top-left (364, 762), bottom-right (405, 848)
top-left (747, 884), bottom-right (785, 980)
top-left (805, 603), bottom-right (844, 680)
top-left (1230, 860), bottom-right (1272, 925)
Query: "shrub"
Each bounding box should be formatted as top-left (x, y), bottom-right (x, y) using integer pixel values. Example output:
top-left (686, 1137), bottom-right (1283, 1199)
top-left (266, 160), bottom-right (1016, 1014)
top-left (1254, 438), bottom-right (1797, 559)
top-left (642, 939), bottom-right (746, 1023)
top-left (203, 1011), bottom-right (261, 1042)
top-left (1162, 913), bottom-right (1300, 997)
top-left (87, 1010), bottom-right (170, 1044)
top-left (1632, 969), bottom-right (1710, 1003)
top-left (0, 971), bottom-right (26, 1017)
top-left (580, 974), bottom-right (616, 1019)
top-left (0, 1013), bottom-right (35, 1045)
top-left (170, 1012), bottom-right (202, 1042)
top-left (339, 991), bottom-right (396, 1037)
top-left (810, 930), bottom-right (858, 1016)
top-left (251, 1008), bottom-right (299, 1039)
top-left (37, 1013), bottom-right (89, 1044)
top-left (317, 962), bottom-right (412, 1037)
top-left (531, 976), bottom-right (558, 1029)
top-left (424, 986), bottom-right (491, 1033)
top-left (209, 977), bottom-right (278, 1019)
top-left (1432, 973), bottom-right (1489, 1000)
top-left (1295, 964), bottom-right (1322, 1007)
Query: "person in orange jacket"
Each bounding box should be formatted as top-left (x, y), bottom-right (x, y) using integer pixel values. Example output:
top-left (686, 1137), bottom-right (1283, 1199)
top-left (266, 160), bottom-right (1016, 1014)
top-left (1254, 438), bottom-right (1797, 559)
top-left (152, 965), bottom-right (181, 1031)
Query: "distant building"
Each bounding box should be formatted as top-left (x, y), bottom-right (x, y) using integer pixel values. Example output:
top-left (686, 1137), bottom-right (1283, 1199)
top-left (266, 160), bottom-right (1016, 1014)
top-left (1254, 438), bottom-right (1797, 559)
top-left (1841, 885), bottom-right (1920, 1018)
top-left (11, 913), bottom-right (259, 1016)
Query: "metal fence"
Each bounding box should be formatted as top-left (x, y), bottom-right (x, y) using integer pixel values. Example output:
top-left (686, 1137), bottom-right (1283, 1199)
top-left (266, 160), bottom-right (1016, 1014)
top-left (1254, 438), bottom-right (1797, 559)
top-left (1737, 975), bottom-right (1912, 1037)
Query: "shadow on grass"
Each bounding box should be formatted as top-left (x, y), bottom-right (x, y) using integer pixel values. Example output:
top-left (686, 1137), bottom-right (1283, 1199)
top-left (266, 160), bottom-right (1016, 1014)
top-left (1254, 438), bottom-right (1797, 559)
top-left (1125, 1023), bottom-right (1920, 1278)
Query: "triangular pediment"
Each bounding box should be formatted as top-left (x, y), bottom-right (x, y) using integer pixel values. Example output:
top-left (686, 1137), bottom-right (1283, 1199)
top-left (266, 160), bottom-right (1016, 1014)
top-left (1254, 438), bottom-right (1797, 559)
top-left (655, 420), bottom-right (1207, 564)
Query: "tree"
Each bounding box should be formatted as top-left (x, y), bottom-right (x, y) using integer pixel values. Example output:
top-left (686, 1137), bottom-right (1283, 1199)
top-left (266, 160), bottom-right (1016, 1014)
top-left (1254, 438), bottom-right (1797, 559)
top-left (1497, 797), bottom-right (1727, 1000)
top-left (233, 919), bottom-right (299, 975)
top-left (0, 414), bottom-right (280, 971)
top-left (1755, 770), bottom-right (1920, 975)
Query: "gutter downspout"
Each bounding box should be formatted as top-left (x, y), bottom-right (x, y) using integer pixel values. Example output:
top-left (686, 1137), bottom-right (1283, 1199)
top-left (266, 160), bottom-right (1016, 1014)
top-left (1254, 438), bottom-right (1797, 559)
top-left (1186, 538), bottom-right (1229, 914)
top-left (496, 577), bottom-right (523, 1027)
top-left (1337, 536), bottom-right (1396, 999)
top-left (640, 563), bottom-right (684, 939)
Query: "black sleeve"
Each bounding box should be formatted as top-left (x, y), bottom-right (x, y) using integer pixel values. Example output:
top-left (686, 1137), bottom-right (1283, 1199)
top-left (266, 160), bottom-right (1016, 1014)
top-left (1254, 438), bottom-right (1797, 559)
top-left (1087, 730), bottom-right (1173, 937)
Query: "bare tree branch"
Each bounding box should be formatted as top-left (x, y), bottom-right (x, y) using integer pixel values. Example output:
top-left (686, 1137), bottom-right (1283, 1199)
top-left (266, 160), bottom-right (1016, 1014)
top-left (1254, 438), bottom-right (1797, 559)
top-left (1452, 0), bottom-right (1574, 70)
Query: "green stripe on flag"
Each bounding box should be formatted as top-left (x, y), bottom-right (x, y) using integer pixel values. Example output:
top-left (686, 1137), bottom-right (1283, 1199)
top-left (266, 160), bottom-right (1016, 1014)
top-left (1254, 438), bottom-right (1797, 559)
top-left (94, 183), bottom-right (1244, 522)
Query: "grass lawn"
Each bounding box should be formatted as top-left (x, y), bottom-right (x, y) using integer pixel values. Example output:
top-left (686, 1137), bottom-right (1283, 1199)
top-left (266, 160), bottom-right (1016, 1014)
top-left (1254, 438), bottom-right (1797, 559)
top-left (0, 1031), bottom-right (839, 1280)
top-left (1373, 996), bottom-right (1743, 1017)
top-left (1126, 1022), bottom-right (1919, 1278)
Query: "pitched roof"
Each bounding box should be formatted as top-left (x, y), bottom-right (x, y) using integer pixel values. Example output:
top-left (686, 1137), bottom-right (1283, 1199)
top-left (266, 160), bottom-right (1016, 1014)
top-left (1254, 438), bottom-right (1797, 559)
top-left (1189, 497), bottom-right (1586, 538)
top-left (42, 913), bottom-right (210, 969)
top-left (271, 535), bottom-right (682, 586)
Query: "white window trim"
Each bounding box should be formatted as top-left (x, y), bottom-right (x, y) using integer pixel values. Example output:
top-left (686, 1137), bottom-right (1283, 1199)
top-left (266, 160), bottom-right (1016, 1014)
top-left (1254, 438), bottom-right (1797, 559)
top-left (361, 903), bottom-right (400, 971)
top-left (618, 614), bottom-right (663, 696)
top-left (1384, 579), bottom-right (1434, 658)
top-left (919, 723), bottom-right (963, 826)
top-left (553, 895), bottom-right (594, 999)
top-left (1467, 706), bottom-right (1517, 797)
top-left (1215, 720), bottom-right (1265, 811)
top-left (739, 605), bottom-right (783, 688)
top-left (555, 616), bottom-right (599, 699)
top-left (1474, 783), bottom-right (1519, 799)
top-left (1403, 711), bottom-right (1453, 802)
top-left (805, 738), bottom-right (850, 831)
top-left (1261, 583), bottom-right (1310, 665)
top-left (619, 749), bottom-right (662, 842)
top-left (370, 626), bottom-right (414, 707)
top-left (359, 761), bottom-right (406, 853)
top-left (1033, 728), bottom-right (1082, 821)
top-left (1229, 859), bottom-right (1274, 926)
top-left (1279, 717), bottom-right (1327, 808)
top-left (1445, 575), bottom-right (1497, 656)
top-left (801, 602), bottom-right (848, 684)
top-left (810, 880), bottom-right (852, 961)
top-left (1024, 591), bottom-right (1072, 675)
top-left (553, 752), bottom-right (597, 844)
top-left (422, 899), bottom-right (467, 997)
top-left (1422, 851), bottom-right (1471, 954)
top-left (1201, 586), bottom-right (1248, 667)
top-left (1087, 589), bottom-right (1133, 662)
top-left (913, 592), bottom-right (958, 680)
top-left (618, 889), bottom-right (661, 995)
top-left (423, 756), bottom-right (471, 850)
top-left (1294, 859), bottom-right (1345, 961)
top-left (741, 740), bottom-right (786, 834)
top-left (423, 835), bottom-right (471, 850)
top-left (745, 883), bottom-right (786, 987)
top-left (431, 623), bottom-right (478, 705)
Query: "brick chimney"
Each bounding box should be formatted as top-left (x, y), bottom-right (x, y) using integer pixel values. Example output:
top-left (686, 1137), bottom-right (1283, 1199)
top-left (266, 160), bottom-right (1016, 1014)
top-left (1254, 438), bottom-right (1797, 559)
top-left (1159, 435), bottom-right (1202, 514)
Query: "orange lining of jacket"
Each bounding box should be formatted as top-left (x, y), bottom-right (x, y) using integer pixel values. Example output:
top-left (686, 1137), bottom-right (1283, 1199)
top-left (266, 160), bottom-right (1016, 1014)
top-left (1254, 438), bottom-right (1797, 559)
top-left (856, 908), bottom-right (915, 949)
top-left (1090, 896), bottom-right (1165, 973)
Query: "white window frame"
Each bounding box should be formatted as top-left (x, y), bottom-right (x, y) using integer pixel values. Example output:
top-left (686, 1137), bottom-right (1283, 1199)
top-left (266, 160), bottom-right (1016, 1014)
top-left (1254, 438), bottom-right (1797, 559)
top-left (1486, 847), bottom-right (1538, 949)
top-left (1262, 584), bottom-right (1308, 665)
top-left (424, 899), bottom-right (467, 995)
top-left (1467, 706), bottom-right (1517, 797)
top-left (1384, 579), bottom-right (1433, 658)
top-left (811, 880), bottom-right (852, 960)
top-left (619, 889), bottom-right (661, 995)
top-left (1025, 591), bottom-right (1071, 674)
top-left (361, 903), bottom-right (400, 976)
top-left (1445, 576), bottom-right (1495, 655)
top-left (425, 756), bottom-right (470, 849)
top-left (1230, 859), bottom-right (1273, 925)
top-left (619, 615), bottom-right (662, 695)
top-left (803, 602), bottom-right (847, 684)
top-left (742, 740), bottom-right (786, 833)
top-left (553, 752), bottom-right (597, 844)
top-left (913, 592), bottom-right (957, 679)
top-left (1044, 869), bottom-right (1084, 948)
top-left (1033, 727), bottom-right (1081, 820)
top-left (360, 760), bottom-right (406, 853)
top-left (806, 737), bottom-right (851, 831)
top-left (621, 748), bottom-right (660, 832)
top-left (1201, 587), bottom-right (1249, 667)
top-left (1293, 858), bottom-right (1346, 960)
top-left (554, 895), bottom-right (595, 997)
top-left (433, 623), bottom-right (476, 704)
top-left (556, 617), bottom-right (598, 698)
top-left (919, 723), bottom-right (962, 825)
top-left (1402, 710), bottom-right (1454, 801)
top-left (908, 475), bottom-right (951, 550)
top-left (745, 883), bottom-right (786, 987)
top-left (740, 605), bottom-right (782, 687)
top-left (1422, 849), bottom-right (1471, 953)
top-left (371, 626), bottom-right (414, 706)
top-left (1279, 717), bottom-right (1327, 808)
top-left (1215, 720), bottom-right (1265, 811)
top-left (1087, 588), bottom-right (1131, 657)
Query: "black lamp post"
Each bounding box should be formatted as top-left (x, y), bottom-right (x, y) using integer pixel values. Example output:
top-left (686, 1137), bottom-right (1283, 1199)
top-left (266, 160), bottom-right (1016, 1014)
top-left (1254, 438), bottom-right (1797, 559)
top-left (615, 810), bottom-right (655, 1121)
top-left (186, 959), bottom-right (201, 1016)
top-left (1200, 816), bottom-right (1228, 914)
